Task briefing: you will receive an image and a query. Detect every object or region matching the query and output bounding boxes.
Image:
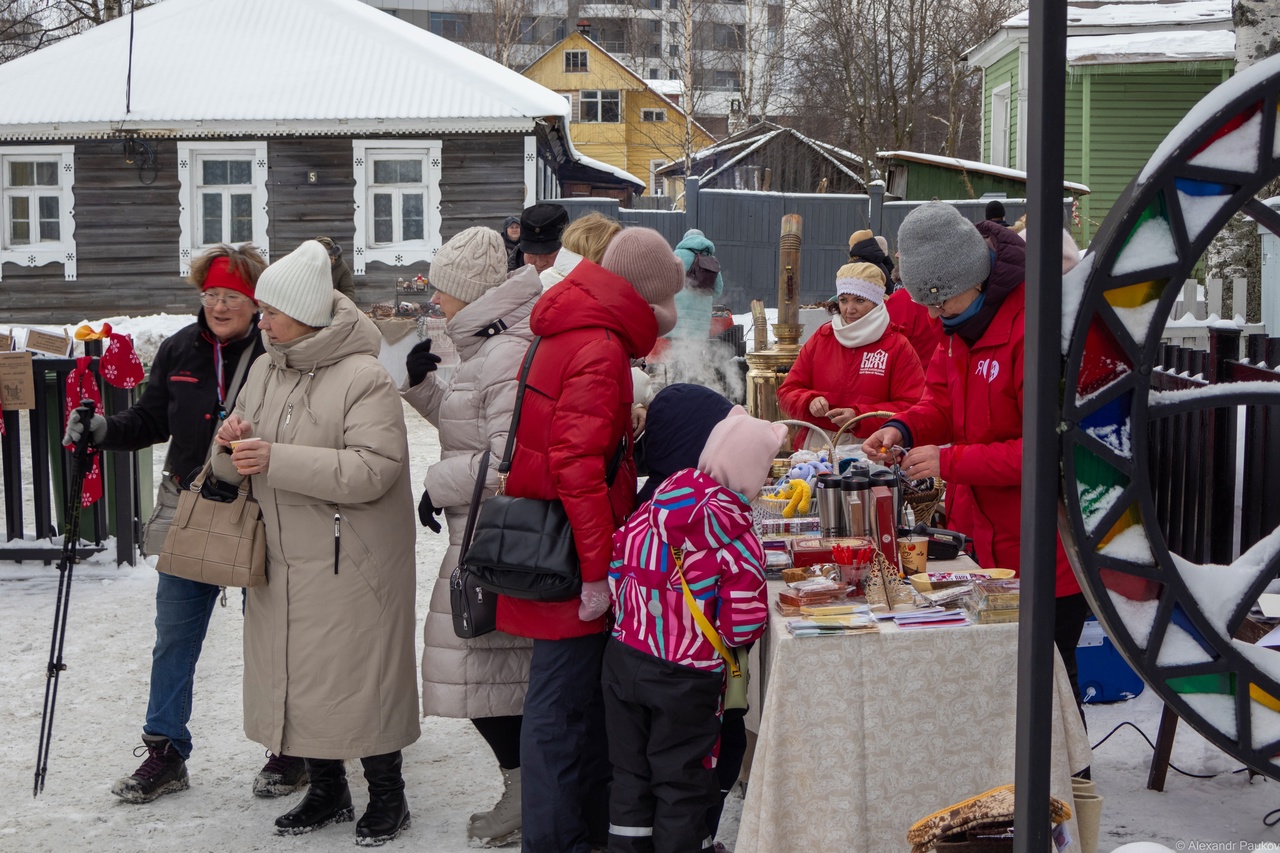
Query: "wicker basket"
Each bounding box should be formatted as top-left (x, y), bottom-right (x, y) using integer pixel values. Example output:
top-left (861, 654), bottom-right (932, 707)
top-left (903, 480), bottom-right (946, 526)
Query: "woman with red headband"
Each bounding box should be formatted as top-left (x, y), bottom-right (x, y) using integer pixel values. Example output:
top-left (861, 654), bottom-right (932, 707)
top-left (61, 244), bottom-right (304, 806)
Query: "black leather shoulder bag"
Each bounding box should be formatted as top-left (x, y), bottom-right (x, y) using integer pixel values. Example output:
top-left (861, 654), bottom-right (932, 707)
top-left (462, 337), bottom-right (625, 602)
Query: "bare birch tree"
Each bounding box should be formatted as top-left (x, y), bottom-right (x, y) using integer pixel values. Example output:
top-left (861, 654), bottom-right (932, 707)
top-left (1203, 0), bottom-right (1280, 319)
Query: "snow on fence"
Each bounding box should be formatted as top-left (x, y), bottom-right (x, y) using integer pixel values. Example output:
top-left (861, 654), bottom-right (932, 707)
top-left (1162, 277), bottom-right (1265, 349)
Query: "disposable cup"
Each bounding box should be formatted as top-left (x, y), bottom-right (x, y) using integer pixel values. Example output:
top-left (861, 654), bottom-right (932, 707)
top-left (229, 437), bottom-right (261, 450)
top-left (898, 535), bottom-right (929, 575)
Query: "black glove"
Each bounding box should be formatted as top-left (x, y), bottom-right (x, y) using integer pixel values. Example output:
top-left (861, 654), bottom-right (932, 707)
top-left (406, 339), bottom-right (442, 387)
top-left (418, 489), bottom-right (442, 533)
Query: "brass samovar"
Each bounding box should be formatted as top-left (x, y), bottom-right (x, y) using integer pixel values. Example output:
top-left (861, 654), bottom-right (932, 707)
top-left (745, 214), bottom-right (804, 427)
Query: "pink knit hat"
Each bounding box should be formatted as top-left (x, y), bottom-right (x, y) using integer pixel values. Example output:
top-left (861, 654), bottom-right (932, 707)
top-left (697, 407), bottom-right (788, 500)
top-left (602, 227), bottom-right (685, 336)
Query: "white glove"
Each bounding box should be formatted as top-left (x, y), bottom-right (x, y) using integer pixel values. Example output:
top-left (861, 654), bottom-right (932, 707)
top-left (578, 580), bottom-right (612, 622)
top-left (62, 412), bottom-right (107, 448)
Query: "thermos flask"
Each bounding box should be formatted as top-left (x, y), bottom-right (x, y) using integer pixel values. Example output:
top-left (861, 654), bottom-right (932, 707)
top-left (815, 474), bottom-right (846, 538)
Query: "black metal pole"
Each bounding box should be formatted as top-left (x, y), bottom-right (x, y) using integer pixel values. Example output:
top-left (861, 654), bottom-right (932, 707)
top-left (1016, 0), bottom-right (1068, 848)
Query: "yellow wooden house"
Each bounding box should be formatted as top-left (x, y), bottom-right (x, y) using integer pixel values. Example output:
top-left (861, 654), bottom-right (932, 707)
top-left (523, 31), bottom-right (716, 199)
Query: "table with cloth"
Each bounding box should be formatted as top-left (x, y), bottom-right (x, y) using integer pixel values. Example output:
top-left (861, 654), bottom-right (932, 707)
top-left (734, 576), bottom-right (1093, 853)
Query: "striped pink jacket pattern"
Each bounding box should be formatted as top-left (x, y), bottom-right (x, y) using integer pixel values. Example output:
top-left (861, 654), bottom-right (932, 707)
top-left (609, 469), bottom-right (768, 672)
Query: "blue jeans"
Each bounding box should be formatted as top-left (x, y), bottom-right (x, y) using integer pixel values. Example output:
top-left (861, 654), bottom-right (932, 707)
top-left (142, 573), bottom-right (221, 760)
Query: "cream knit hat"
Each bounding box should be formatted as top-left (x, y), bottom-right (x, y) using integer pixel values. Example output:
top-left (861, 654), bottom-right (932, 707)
top-left (255, 241), bottom-right (335, 328)
top-left (834, 261), bottom-right (887, 305)
top-left (431, 226), bottom-right (508, 305)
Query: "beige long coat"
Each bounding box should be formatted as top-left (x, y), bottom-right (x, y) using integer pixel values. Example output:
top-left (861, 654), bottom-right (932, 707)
top-left (403, 265), bottom-right (540, 719)
top-left (213, 295), bottom-right (420, 760)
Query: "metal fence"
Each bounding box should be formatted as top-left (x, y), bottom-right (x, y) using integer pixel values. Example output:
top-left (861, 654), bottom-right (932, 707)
top-left (1149, 328), bottom-right (1280, 564)
top-left (1, 342), bottom-right (141, 565)
top-left (547, 178), bottom-right (1056, 310)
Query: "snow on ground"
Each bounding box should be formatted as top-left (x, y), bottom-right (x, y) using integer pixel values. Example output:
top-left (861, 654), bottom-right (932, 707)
top-left (2, 315), bottom-right (1280, 851)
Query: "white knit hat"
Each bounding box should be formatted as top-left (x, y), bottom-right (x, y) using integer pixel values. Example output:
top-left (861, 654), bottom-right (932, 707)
top-left (254, 241), bottom-right (335, 328)
top-left (431, 226), bottom-right (508, 304)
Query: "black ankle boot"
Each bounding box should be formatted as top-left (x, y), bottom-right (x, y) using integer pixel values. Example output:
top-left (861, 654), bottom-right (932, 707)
top-left (274, 758), bottom-right (354, 835)
top-left (355, 751), bottom-right (410, 846)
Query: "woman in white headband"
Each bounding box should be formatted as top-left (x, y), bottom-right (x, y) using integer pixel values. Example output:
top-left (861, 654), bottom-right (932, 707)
top-left (778, 261), bottom-right (926, 448)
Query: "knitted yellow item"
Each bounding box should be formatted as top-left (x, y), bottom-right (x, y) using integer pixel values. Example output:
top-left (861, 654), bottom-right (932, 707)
top-left (906, 785), bottom-right (1072, 853)
top-left (780, 479), bottom-right (811, 518)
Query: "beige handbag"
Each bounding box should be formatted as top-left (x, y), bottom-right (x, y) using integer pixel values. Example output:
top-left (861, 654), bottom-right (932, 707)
top-left (155, 460), bottom-right (267, 588)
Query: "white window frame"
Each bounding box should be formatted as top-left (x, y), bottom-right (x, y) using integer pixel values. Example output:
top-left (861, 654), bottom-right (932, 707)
top-left (990, 83), bottom-right (1011, 169)
top-left (564, 49), bottom-right (589, 72)
top-left (641, 108), bottom-right (667, 122)
top-left (579, 90), bottom-right (622, 123)
top-left (177, 140), bottom-right (269, 275)
top-left (649, 159), bottom-right (667, 196)
top-left (352, 139), bottom-right (443, 275)
top-left (0, 145), bottom-right (76, 281)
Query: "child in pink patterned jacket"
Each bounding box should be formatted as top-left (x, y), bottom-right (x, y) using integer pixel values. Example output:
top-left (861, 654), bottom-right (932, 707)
top-left (603, 409), bottom-right (786, 853)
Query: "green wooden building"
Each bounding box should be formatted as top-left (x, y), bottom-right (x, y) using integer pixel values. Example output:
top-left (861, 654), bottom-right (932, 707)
top-left (963, 0), bottom-right (1233, 243)
top-left (876, 149), bottom-right (1089, 205)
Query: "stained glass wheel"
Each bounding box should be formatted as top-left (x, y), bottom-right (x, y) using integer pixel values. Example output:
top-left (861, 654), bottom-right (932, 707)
top-left (1061, 54), bottom-right (1280, 780)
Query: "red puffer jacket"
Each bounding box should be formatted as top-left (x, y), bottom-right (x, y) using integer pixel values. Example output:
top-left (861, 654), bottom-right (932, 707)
top-left (885, 288), bottom-right (945, 368)
top-left (496, 260), bottom-right (658, 640)
top-left (777, 320), bottom-right (925, 447)
top-left (895, 285), bottom-right (1080, 598)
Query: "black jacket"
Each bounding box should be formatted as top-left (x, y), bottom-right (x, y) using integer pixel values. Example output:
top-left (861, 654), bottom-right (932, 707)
top-left (101, 310), bottom-right (266, 486)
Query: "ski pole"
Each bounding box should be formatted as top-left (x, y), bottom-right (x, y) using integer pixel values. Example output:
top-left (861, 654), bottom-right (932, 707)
top-left (34, 399), bottom-right (96, 797)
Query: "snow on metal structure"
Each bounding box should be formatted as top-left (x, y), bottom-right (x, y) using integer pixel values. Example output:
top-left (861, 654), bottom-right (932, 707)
top-left (1060, 50), bottom-right (1280, 783)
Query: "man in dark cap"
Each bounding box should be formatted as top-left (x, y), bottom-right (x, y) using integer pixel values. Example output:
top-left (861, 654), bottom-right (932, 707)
top-left (519, 203), bottom-right (569, 274)
top-left (984, 199), bottom-right (1010, 227)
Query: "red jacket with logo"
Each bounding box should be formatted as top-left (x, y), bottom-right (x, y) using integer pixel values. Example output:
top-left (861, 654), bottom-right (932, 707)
top-left (894, 285), bottom-right (1080, 598)
top-left (777, 322), bottom-right (925, 445)
top-left (496, 260), bottom-right (657, 641)
top-left (885, 288), bottom-right (945, 368)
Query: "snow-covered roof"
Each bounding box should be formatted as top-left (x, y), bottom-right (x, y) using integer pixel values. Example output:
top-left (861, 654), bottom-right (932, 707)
top-left (877, 150), bottom-right (1091, 193)
top-left (568, 147), bottom-right (647, 189)
top-left (0, 0), bottom-right (571, 140)
top-left (646, 80), bottom-right (686, 98)
top-left (1066, 29), bottom-right (1234, 64)
top-left (965, 0), bottom-right (1233, 67)
top-left (1004, 0), bottom-right (1229, 30)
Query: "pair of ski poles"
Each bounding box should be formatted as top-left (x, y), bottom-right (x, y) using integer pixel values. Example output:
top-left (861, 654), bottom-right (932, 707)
top-left (33, 401), bottom-right (96, 797)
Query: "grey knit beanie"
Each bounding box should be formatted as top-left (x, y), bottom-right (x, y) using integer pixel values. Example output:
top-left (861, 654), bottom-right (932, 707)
top-left (897, 202), bottom-right (991, 305)
top-left (431, 226), bottom-right (507, 304)
top-left (255, 240), bottom-right (335, 328)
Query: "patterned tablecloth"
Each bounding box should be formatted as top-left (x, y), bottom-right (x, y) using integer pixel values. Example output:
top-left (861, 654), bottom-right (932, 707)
top-left (735, 587), bottom-right (1093, 853)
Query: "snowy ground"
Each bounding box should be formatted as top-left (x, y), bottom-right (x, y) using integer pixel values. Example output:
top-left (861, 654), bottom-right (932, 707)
top-left (2, 318), bottom-right (1280, 851)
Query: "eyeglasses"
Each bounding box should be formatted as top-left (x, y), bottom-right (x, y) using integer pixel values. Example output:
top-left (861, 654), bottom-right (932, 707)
top-left (200, 292), bottom-right (250, 309)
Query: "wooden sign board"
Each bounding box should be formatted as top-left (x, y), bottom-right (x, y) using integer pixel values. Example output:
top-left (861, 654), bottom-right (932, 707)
top-left (0, 351), bottom-right (35, 410)
top-left (14, 327), bottom-right (71, 357)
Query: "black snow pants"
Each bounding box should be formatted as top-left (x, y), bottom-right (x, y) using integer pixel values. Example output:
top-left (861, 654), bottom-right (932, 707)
top-left (601, 638), bottom-right (722, 853)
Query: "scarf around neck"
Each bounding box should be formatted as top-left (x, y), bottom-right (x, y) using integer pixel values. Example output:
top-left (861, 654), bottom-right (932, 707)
top-left (830, 301), bottom-right (890, 348)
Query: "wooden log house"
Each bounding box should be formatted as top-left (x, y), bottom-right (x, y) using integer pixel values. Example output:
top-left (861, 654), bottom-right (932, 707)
top-left (0, 0), bottom-right (637, 323)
